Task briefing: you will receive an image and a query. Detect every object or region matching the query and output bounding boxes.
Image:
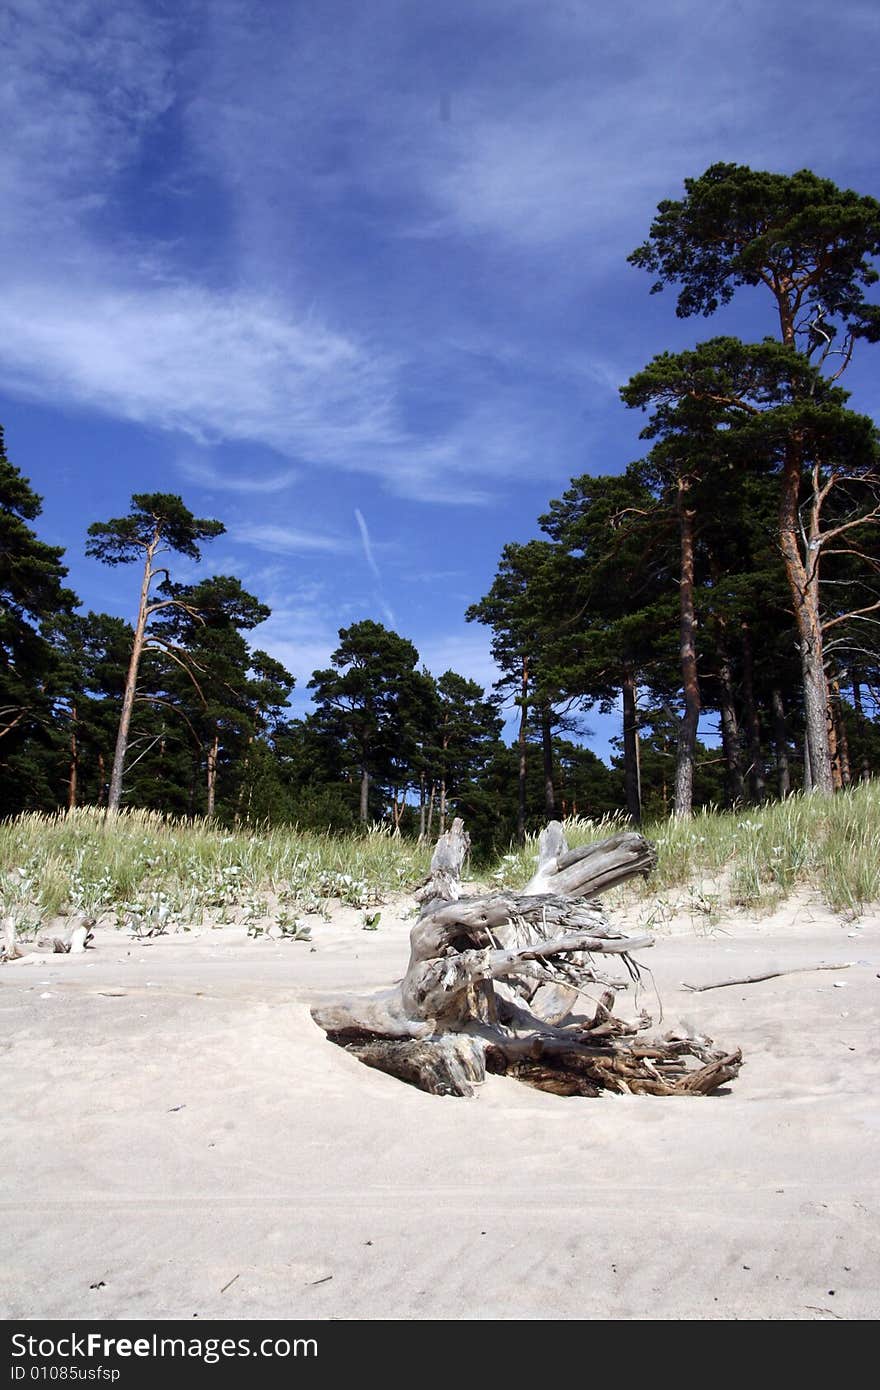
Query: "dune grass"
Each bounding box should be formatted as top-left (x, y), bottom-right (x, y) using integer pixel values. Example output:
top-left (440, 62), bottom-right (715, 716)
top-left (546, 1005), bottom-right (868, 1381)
top-left (486, 779), bottom-right (880, 917)
top-left (0, 807), bottom-right (434, 936)
top-left (0, 782), bottom-right (877, 936)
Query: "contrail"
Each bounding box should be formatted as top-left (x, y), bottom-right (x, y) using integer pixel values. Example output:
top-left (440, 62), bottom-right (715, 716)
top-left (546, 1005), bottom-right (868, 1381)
top-left (354, 508), bottom-right (381, 581)
top-left (354, 508), bottom-right (396, 627)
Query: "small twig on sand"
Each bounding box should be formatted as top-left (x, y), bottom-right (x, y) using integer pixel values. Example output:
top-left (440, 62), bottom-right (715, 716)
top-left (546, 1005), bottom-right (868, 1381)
top-left (682, 962), bottom-right (853, 993)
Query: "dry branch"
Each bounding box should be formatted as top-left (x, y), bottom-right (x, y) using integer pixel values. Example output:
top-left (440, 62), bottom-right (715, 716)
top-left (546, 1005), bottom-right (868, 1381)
top-left (682, 961), bottom-right (852, 992)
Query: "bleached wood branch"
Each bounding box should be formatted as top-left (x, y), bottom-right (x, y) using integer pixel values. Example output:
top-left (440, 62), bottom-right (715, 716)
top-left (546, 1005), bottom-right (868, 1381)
top-left (682, 961), bottom-right (851, 992)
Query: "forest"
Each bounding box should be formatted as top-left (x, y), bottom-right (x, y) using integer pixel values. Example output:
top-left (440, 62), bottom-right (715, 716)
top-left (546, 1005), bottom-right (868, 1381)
top-left (2, 164), bottom-right (879, 852)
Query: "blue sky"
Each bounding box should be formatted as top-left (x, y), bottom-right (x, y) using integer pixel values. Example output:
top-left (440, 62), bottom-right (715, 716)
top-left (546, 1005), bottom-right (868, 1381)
top-left (2, 0), bottom-right (878, 755)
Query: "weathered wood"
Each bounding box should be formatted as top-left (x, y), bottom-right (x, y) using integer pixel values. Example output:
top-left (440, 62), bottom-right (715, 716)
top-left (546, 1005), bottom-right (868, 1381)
top-left (311, 819), bottom-right (742, 1100)
top-left (313, 914), bottom-right (651, 1042)
top-left (311, 989), bottom-right (434, 1041)
top-left (413, 817), bottom-right (470, 907)
top-left (411, 893), bottom-right (613, 959)
top-left (38, 917), bottom-right (95, 954)
top-left (523, 821), bottom-right (568, 894)
top-left (313, 822), bottom-right (657, 1043)
top-left (399, 928), bottom-right (653, 1032)
top-left (325, 1006), bottom-right (741, 1100)
top-left (3, 914), bottom-right (95, 962)
top-left (682, 961), bottom-right (852, 992)
top-left (332, 1025), bottom-right (742, 1099)
top-left (524, 829), bottom-right (657, 898)
top-left (485, 1035), bottom-right (742, 1097)
top-left (1, 915), bottom-right (22, 962)
top-left (334, 1034), bottom-right (486, 1098)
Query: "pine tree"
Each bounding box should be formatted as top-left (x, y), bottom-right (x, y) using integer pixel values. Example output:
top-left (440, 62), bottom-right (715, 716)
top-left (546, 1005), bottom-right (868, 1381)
top-left (540, 470), bottom-right (677, 823)
top-left (630, 164), bottom-right (880, 792)
top-left (308, 621), bottom-right (420, 823)
top-left (467, 541), bottom-right (574, 841)
top-left (0, 427), bottom-right (77, 813)
top-left (85, 495), bottom-right (224, 809)
top-left (622, 336), bottom-right (880, 795)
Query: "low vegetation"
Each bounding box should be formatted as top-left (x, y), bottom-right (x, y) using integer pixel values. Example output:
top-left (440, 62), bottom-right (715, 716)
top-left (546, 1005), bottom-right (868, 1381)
top-left (1, 782), bottom-right (877, 942)
top-left (0, 807), bottom-right (433, 938)
top-left (498, 781), bottom-right (880, 918)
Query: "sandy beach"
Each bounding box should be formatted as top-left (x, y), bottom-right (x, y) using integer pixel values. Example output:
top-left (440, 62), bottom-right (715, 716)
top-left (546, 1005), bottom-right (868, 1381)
top-left (3, 891), bottom-right (878, 1321)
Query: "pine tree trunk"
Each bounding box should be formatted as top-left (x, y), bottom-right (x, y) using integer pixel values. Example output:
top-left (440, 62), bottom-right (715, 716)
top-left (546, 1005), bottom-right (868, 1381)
top-left (674, 485), bottom-right (700, 819)
top-left (707, 555), bottom-right (744, 807)
top-left (740, 622), bottom-right (765, 802)
top-left (803, 737), bottom-right (813, 793)
top-left (234, 735), bottom-right (254, 825)
top-left (438, 725), bottom-right (448, 834)
top-left (621, 667), bottom-right (641, 825)
top-left (68, 704), bottom-right (78, 811)
top-left (418, 771), bottom-right (426, 840)
top-left (827, 697), bottom-right (843, 791)
top-left (831, 679), bottom-right (851, 787)
top-left (801, 630), bottom-right (833, 794)
top-left (206, 731), bottom-right (219, 817)
top-left (426, 781), bottom-right (435, 838)
top-left (540, 702), bottom-right (555, 817)
top-left (771, 686), bottom-right (791, 799)
top-left (715, 633), bottom-right (745, 805)
top-left (108, 546), bottom-right (154, 811)
top-left (517, 655), bottom-right (529, 845)
top-left (359, 766), bottom-right (370, 823)
top-left (779, 445), bottom-right (833, 793)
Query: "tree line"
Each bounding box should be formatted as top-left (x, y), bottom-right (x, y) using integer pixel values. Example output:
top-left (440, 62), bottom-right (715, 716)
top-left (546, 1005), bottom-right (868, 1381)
top-left (469, 164), bottom-right (880, 823)
top-left (0, 464), bottom-right (623, 846)
top-left (2, 162), bottom-right (879, 842)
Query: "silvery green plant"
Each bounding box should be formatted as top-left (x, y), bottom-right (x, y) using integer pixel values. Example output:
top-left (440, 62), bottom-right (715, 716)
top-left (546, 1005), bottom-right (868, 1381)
top-left (0, 859), bottom-right (44, 938)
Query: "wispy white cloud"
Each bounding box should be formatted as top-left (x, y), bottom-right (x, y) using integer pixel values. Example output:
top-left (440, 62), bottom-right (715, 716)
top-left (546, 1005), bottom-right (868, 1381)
top-left (188, 0), bottom-right (879, 270)
top-left (0, 279), bottom-right (400, 456)
top-left (232, 575), bottom-right (342, 691)
top-left (232, 523), bottom-right (353, 556)
top-left (0, 272), bottom-right (574, 504)
top-left (354, 508), bottom-right (381, 582)
top-left (0, 3), bottom-right (559, 506)
top-left (178, 454), bottom-right (298, 494)
top-left (2, 0), bottom-right (876, 520)
top-left (354, 508), bottom-right (395, 628)
top-left (0, 3), bottom-right (688, 503)
top-left (0, 0), bottom-right (176, 243)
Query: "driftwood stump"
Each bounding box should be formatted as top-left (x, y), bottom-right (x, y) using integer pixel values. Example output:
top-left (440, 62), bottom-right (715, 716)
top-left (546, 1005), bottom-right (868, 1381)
top-left (2, 914), bottom-right (95, 963)
top-left (312, 820), bottom-right (742, 1098)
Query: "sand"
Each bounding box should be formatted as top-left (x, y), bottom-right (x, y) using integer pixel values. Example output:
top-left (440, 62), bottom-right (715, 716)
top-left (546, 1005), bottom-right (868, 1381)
top-left (2, 889), bottom-right (878, 1321)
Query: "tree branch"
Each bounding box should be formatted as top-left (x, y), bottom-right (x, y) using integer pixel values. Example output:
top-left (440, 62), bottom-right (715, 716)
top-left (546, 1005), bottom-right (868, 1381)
top-left (822, 598), bottom-right (880, 632)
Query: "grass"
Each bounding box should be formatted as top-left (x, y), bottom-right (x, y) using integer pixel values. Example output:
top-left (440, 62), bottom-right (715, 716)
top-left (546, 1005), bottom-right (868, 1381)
top-left (0, 807), bottom-right (434, 936)
top-left (0, 782), bottom-right (877, 936)
top-left (650, 779), bottom-right (879, 913)
top-left (485, 779), bottom-right (880, 917)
